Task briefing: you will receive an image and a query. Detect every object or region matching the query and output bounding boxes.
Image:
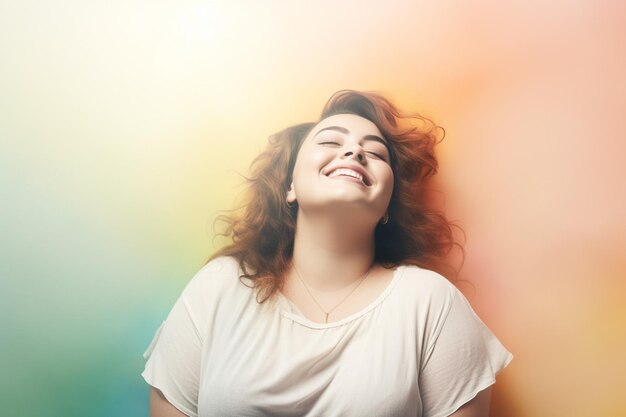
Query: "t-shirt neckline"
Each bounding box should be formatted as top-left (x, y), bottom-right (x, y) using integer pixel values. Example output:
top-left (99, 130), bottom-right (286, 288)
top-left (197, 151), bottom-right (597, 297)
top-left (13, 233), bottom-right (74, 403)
top-left (276, 264), bottom-right (406, 329)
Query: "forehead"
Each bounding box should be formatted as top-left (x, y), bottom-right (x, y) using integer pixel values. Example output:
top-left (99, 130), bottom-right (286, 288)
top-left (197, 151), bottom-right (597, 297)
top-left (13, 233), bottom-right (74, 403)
top-left (306, 113), bottom-right (384, 140)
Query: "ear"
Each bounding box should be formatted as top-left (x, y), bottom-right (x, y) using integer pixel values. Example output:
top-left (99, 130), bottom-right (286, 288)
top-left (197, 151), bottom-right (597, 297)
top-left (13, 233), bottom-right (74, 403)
top-left (286, 182), bottom-right (297, 204)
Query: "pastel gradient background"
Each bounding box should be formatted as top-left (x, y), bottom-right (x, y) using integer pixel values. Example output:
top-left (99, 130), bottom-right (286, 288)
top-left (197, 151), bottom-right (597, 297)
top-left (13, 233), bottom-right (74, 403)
top-left (2, 1), bottom-right (625, 416)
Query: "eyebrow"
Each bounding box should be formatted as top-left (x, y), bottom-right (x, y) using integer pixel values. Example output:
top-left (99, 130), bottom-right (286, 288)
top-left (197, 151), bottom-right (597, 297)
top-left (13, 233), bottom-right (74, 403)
top-left (313, 126), bottom-right (391, 152)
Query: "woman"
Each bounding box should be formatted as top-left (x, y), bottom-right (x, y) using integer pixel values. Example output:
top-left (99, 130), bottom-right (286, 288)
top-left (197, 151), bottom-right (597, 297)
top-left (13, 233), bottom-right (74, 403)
top-left (142, 90), bottom-right (513, 417)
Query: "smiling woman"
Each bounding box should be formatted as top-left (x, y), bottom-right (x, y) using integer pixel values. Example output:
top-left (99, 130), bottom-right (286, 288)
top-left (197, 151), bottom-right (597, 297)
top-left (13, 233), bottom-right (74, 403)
top-left (141, 90), bottom-right (513, 417)
top-left (286, 113), bottom-right (395, 240)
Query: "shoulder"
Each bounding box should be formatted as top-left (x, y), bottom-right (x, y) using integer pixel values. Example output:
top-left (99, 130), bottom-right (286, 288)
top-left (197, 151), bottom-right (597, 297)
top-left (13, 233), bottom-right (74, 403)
top-left (181, 256), bottom-right (247, 306)
top-left (197, 255), bottom-right (241, 280)
top-left (187, 256), bottom-right (241, 287)
top-left (171, 256), bottom-right (257, 336)
top-left (394, 265), bottom-right (480, 356)
top-left (396, 264), bottom-right (458, 305)
top-left (393, 264), bottom-right (464, 330)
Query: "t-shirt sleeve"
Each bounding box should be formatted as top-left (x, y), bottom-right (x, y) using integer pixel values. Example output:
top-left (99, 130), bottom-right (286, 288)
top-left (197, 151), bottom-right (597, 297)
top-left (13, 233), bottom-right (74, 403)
top-left (418, 286), bottom-right (513, 417)
top-left (141, 278), bottom-right (206, 417)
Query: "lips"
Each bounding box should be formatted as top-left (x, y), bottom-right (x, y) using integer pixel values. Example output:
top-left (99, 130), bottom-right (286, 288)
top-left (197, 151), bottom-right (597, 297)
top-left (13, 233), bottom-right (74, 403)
top-left (324, 166), bottom-right (371, 186)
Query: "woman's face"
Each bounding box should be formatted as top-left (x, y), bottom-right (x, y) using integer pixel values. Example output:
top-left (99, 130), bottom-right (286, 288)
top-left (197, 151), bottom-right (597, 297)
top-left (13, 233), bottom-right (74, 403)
top-left (286, 113), bottom-right (394, 223)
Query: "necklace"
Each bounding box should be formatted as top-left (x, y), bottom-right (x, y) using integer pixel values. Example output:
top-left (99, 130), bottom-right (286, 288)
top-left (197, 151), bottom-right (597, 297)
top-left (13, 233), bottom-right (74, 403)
top-left (291, 261), bottom-right (374, 324)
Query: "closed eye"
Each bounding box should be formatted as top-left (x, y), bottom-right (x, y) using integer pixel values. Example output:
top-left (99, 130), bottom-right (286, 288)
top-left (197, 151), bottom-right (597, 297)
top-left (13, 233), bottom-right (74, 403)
top-left (366, 151), bottom-right (386, 161)
top-left (319, 141), bottom-right (388, 162)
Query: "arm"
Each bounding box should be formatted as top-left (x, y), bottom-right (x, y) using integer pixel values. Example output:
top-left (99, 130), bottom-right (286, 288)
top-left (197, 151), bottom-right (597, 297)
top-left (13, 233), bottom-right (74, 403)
top-left (448, 386), bottom-right (492, 417)
top-left (150, 387), bottom-right (189, 417)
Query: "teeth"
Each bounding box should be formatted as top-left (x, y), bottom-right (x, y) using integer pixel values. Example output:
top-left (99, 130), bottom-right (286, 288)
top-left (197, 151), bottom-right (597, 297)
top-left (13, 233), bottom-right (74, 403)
top-left (328, 168), bottom-right (365, 183)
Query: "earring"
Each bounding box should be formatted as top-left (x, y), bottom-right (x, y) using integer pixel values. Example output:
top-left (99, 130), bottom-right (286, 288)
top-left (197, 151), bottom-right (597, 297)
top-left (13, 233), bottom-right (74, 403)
top-left (286, 184), bottom-right (296, 208)
top-left (381, 213), bottom-right (389, 225)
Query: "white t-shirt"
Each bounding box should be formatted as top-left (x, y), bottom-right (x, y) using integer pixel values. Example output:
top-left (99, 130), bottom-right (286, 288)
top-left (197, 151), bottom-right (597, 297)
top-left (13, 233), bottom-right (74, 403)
top-left (142, 256), bottom-right (513, 417)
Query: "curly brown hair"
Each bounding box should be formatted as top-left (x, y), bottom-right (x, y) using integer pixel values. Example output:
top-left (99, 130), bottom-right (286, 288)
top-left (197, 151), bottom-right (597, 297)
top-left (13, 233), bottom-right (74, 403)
top-left (209, 90), bottom-right (464, 302)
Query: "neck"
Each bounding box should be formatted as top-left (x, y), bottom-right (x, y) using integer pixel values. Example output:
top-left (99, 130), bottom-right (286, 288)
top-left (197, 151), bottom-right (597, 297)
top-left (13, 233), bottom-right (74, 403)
top-left (290, 210), bottom-right (376, 292)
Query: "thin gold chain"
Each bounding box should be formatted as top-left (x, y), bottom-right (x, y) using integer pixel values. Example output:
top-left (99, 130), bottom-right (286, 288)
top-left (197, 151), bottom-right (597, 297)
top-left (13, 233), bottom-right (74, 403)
top-left (292, 262), bottom-right (373, 323)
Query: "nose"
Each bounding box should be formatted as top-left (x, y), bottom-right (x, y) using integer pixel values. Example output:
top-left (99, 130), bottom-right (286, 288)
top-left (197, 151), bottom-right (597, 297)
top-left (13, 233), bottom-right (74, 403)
top-left (341, 144), bottom-right (366, 164)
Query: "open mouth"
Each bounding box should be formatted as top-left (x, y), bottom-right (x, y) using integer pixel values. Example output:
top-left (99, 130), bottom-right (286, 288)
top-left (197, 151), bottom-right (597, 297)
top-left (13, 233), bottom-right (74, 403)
top-left (325, 168), bottom-right (371, 186)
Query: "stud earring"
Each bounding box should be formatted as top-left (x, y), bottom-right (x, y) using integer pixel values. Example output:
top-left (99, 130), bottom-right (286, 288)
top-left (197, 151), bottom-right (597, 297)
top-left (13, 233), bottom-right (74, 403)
top-left (381, 213), bottom-right (389, 224)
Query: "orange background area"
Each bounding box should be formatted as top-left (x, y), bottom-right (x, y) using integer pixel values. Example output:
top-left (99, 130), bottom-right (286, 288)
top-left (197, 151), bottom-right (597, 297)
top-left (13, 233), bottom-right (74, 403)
top-left (2, 1), bottom-right (625, 416)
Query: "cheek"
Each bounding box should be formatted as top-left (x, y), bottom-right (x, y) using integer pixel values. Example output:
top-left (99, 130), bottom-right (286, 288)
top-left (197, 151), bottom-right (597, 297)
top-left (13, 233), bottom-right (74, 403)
top-left (307, 147), bottom-right (333, 166)
top-left (380, 167), bottom-right (395, 189)
top-left (291, 156), bottom-right (323, 190)
top-left (293, 148), bottom-right (331, 177)
top-left (381, 170), bottom-right (395, 202)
